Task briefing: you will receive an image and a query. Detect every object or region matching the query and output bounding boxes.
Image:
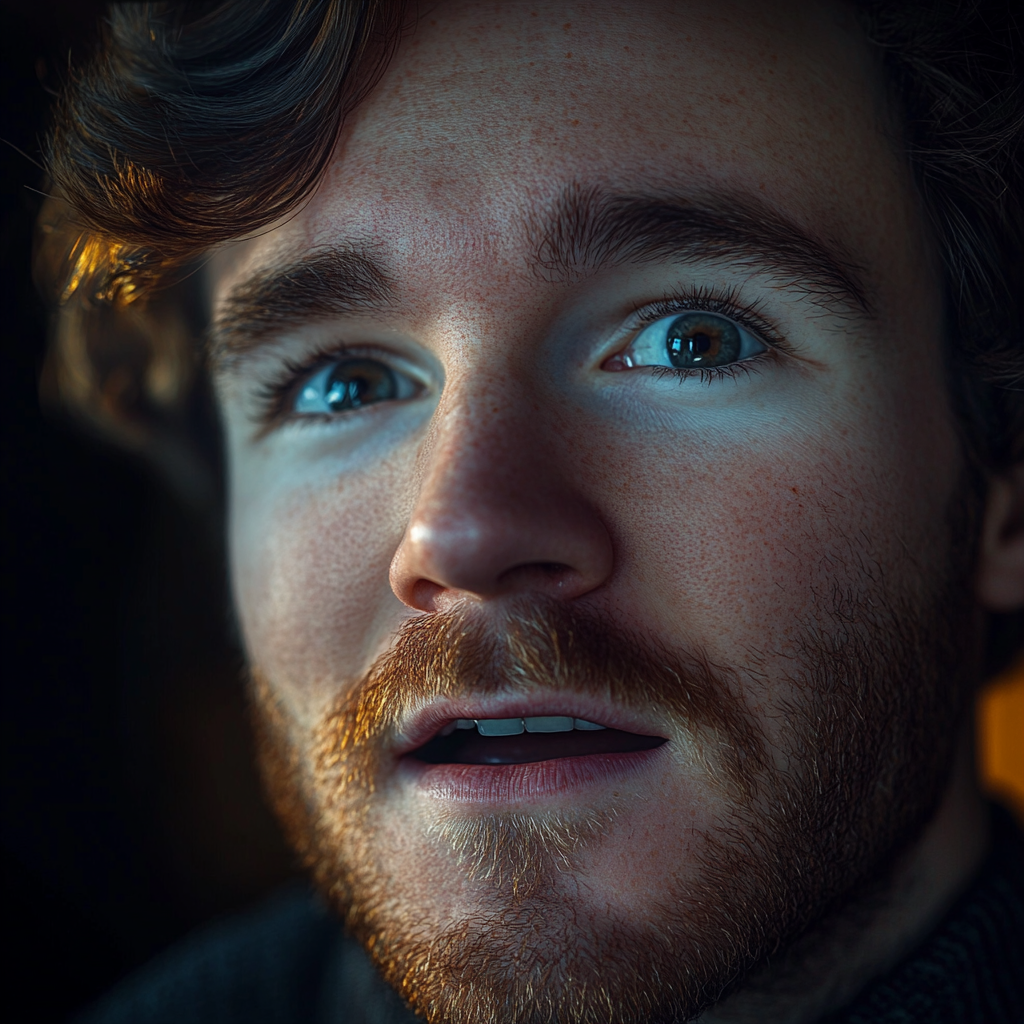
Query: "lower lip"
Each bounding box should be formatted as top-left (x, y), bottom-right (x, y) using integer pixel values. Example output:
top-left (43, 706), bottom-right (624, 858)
top-left (399, 747), bottom-right (666, 805)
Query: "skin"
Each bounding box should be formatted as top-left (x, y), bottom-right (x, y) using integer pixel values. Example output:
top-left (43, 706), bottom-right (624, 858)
top-left (207, 1), bottom-right (1024, 1018)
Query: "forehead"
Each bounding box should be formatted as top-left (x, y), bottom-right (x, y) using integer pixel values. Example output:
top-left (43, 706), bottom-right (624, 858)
top-left (210, 0), bottom-right (923, 336)
top-left (268, 0), bottom-right (901, 266)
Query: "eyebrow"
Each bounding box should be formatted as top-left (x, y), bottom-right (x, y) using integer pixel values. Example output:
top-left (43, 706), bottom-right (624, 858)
top-left (210, 184), bottom-right (872, 368)
top-left (209, 245), bottom-right (395, 368)
top-left (527, 183), bottom-right (872, 318)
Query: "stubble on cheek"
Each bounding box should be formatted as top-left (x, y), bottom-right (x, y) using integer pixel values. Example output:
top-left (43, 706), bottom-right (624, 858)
top-left (236, 377), bottom-right (980, 1023)
top-left (622, 419), bottom-right (964, 745)
top-left (244, 485), bottom-right (981, 1024)
top-left (248, 596), bottom-right (771, 909)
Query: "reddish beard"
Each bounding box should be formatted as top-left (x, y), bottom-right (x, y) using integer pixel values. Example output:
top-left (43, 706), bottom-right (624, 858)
top-left (251, 572), bottom-right (975, 1023)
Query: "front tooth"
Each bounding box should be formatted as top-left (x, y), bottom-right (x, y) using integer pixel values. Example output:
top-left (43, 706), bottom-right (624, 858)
top-left (476, 717), bottom-right (525, 736)
top-left (524, 716), bottom-right (574, 733)
top-left (573, 718), bottom-right (606, 731)
top-left (456, 719), bottom-right (476, 730)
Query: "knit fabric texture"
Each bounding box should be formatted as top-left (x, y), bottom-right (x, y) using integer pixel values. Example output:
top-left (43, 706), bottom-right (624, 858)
top-left (829, 804), bottom-right (1023, 1024)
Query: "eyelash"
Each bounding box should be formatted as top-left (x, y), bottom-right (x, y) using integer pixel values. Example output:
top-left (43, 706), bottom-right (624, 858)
top-left (252, 286), bottom-right (787, 425)
top-left (627, 284), bottom-right (789, 384)
top-left (253, 345), bottom-right (382, 427)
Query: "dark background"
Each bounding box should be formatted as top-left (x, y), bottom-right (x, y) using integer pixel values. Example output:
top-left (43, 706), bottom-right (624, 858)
top-left (1, 4), bottom-right (295, 1020)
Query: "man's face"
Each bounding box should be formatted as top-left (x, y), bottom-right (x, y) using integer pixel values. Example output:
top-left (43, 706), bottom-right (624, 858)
top-left (209, 2), bottom-right (978, 1020)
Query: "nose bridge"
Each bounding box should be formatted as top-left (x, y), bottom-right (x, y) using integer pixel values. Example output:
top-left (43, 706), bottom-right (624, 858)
top-left (390, 372), bottom-right (614, 609)
top-left (420, 379), bottom-right (537, 517)
top-left (412, 379), bottom-right (558, 571)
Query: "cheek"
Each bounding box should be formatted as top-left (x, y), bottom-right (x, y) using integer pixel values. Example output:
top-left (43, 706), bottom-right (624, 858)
top-left (599, 365), bottom-right (960, 672)
top-left (624, 446), bottom-right (876, 644)
top-left (229, 460), bottom-right (412, 724)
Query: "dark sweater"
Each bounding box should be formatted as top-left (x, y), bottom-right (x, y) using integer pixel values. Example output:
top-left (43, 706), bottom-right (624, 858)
top-left (75, 806), bottom-right (1024, 1024)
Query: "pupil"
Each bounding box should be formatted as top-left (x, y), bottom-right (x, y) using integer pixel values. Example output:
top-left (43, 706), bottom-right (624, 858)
top-left (689, 332), bottom-right (713, 355)
top-left (325, 358), bottom-right (397, 411)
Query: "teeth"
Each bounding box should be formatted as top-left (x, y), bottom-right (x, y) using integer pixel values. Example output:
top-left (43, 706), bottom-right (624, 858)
top-left (475, 718), bottom-right (525, 736)
top-left (447, 716), bottom-right (609, 736)
top-left (524, 715), bottom-right (574, 733)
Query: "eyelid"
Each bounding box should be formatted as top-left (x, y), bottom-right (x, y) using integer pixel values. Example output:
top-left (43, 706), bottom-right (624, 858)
top-left (628, 284), bottom-right (787, 351)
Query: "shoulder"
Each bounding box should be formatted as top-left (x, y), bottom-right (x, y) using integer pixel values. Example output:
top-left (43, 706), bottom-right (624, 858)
top-left (833, 804), bottom-right (1024, 1024)
top-left (74, 884), bottom-right (341, 1024)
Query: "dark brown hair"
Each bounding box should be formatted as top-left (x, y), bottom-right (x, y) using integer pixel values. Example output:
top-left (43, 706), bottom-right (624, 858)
top-left (858, 1), bottom-right (1024, 471)
top-left (34, 0), bottom-right (404, 502)
top-left (44, 0), bottom-right (401, 288)
top-left (33, 0), bottom-right (1024, 656)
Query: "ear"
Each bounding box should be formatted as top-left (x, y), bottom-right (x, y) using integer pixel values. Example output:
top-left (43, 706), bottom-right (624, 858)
top-left (975, 464), bottom-right (1024, 611)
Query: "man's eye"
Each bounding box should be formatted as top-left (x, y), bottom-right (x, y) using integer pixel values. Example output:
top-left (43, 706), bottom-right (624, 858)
top-left (293, 357), bottom-right (416, 414)
top-left (618, 311), bottom-right (767, 371)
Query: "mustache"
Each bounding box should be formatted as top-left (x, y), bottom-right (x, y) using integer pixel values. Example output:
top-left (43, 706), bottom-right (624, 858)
top-left (312, 598), bottom-right (767, 793)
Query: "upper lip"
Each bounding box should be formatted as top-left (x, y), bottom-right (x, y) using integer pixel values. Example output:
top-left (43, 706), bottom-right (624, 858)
top-left (393, 695), bottom-right (667, 757)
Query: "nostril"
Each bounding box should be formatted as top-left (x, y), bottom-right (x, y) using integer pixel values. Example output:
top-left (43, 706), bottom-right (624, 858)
top-left (409, 578), bottom-right (446, 612)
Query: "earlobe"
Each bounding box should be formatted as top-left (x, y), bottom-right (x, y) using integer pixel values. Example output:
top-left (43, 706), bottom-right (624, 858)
top-left (975, 466), bottom-right (1024, 611)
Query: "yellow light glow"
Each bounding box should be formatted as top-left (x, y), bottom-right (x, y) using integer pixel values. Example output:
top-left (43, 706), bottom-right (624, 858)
top-left (979, 660), bottom-right (1024, 818)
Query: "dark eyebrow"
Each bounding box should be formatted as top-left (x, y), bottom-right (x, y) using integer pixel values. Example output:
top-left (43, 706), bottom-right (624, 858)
top-left (211, 185), bottom-right (871, 370)
top-left (209, 244), bottom-right (394, 368)
top-left (527, 183), bottom-right (873, 319)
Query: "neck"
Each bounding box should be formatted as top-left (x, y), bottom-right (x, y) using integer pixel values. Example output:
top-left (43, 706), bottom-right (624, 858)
top-left (701, 723), bottom-right (990, 1024)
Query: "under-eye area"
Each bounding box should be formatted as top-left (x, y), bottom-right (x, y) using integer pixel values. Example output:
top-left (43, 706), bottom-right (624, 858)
top-left (412, 717), bottom-right (667, 765)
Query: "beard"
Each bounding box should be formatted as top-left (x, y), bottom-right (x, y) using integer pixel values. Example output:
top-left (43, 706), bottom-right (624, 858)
top-left (249, 501), bottom-right (980, 1024)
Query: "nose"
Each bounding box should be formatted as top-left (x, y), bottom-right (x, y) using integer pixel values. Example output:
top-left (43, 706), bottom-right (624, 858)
top-left (389, 399), bottom-right (614, 612)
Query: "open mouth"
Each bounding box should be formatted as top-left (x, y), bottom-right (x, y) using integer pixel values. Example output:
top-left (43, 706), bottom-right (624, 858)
top-left (412, 716), bottom-right (666, 765)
